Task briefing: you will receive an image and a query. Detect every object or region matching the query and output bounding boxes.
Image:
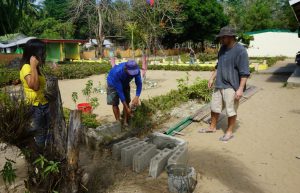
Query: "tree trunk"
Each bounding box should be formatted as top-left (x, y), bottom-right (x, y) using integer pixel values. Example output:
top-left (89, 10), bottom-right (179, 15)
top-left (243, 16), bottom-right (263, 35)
top-left (96, 5), bottom-right (104, 58)
top-left (46, 76), bottom-right (82, 193)
top-left (200, 40), bottom-right (205, 53)
top-left (47, 76), bottom-right (67, 157)
top-left (66, 110), bottom-right (82, 193)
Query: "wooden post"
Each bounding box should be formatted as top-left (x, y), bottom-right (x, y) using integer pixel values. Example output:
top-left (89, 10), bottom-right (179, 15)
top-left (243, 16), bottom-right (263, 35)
top-left (67, 110), bottom-right (82, 193)
top-left (47, 76), bottom-right (67, 157)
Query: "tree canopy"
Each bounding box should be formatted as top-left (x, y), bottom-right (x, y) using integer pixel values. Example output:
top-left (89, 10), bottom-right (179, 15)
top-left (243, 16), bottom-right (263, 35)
top-left (0, 0), bottom-right (298, 49)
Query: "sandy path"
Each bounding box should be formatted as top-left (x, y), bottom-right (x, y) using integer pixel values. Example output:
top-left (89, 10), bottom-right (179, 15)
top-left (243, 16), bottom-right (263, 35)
top-left (58, 70), bottom-right (211, 122)
top-left (108, 69), bottom-right (300, 193)
top-left (180, 73), bottom-right (300, 193)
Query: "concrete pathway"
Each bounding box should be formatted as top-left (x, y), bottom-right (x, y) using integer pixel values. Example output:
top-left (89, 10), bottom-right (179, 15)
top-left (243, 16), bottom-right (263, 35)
top-left (259, 59), bottom-right (297, 75)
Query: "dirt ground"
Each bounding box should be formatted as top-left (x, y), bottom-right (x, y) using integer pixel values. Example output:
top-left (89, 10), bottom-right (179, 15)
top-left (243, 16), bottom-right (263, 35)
top-left (58, 70), bottom-right (211, 122)
top-left (1, 62), bottom-right (300, 193)
top-left (106, 69), bottom-right (300, 193)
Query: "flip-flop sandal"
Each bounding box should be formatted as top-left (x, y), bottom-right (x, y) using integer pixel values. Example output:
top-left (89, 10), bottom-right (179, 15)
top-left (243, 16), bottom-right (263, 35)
top-left (219, 134), bottom-right (234, 141)
top-left (198, 128), bottom-right (217, 133)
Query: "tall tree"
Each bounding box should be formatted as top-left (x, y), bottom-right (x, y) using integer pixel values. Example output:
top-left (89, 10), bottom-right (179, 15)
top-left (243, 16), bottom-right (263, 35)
top-left (175, 0), bottom-right (229, 51)
top-left (222, 0), bottom-right (298, 32)
top-left (0, 0), bottom-right (28, 35)
top-left (44, 0), bottom-right (70, 21)
top-left (129, 0), bottom-right (184, 51)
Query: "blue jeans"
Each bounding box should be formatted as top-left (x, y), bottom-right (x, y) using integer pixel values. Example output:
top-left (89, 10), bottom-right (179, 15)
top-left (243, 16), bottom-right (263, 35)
top-left (30, 104), bottom-right (51, 147)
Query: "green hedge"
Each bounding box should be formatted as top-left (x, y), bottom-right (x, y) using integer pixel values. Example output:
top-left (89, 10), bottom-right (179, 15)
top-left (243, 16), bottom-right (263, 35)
top-left (147, 64), bottom-right (215, 71)
top-left (147, 64), bottom-right (255, 73)
top-left (250, 56), bottom-right (286, 67)
top-left (44, 62), bottom-right (111, 80)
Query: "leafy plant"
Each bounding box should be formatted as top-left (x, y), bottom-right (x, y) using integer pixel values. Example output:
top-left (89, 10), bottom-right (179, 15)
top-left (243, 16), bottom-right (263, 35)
top-left (33, 155), bottom-right (60, 180)
top-left (90, 97), bottom-right (100, 110)
top-left (71, 92), bottom-right (78, 109)
top-left (64, 108), bottom-right (101, 128)
top-left (0, 91), bottom-right (32, 148)
top-left (82, 80), bottom-right (93, 102)
top-left (0, 158), bottom-right (17, 190)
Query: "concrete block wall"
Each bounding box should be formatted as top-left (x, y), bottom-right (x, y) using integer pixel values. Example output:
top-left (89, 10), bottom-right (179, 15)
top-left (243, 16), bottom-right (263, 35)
top-left (168, 144), bottom-right (188, 165)
top-left (121, 141), bottom-right (148, 167)
top-left (112, 137), bottom-right (139, 160)
top-left (95, 121), bottom-right (121, 136)
top-left (149, 148), bottom-right (174, 178)
top-left (110, 133), bottom-right (189, 178)
top-left (133, 144), bottom-right (158, 173)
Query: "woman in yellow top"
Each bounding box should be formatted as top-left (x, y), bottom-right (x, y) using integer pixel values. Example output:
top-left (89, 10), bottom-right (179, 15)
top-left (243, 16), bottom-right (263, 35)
top-left (20, 39), bottom-right (50, 150)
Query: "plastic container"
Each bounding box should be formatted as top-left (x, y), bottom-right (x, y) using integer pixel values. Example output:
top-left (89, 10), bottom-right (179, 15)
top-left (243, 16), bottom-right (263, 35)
top-left (77, 103), bottom-right (92, 114)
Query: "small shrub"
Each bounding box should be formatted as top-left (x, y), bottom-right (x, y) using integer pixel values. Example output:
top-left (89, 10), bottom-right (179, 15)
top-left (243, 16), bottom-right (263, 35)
top-left (64, 108), bottom-right (100, 128)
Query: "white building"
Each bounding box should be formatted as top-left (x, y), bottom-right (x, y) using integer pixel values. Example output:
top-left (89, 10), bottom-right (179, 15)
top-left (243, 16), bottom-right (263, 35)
top-left (246, 29), bottom-right (300, 57)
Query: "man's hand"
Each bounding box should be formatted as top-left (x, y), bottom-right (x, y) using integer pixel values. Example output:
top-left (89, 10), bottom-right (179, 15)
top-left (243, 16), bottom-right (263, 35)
top-left (131, 96), bottom-right (140, 107)
top-left (235, 88), bottom-right (243, 100)
top-left (123, 103), bottom-right (132, 117)
top-left (208, 78), bottom-right (214, 89)
top-left (30, 56), bottom-right (39, 68)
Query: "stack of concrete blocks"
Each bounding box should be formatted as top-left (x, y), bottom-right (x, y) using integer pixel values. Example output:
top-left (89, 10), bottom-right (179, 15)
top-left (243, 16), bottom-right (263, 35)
top-left (168, 144), bottom-right (188, 166)
top-left (121, 141), bottom-right (148, 167)
top-left (148, 132), bottom-right (188, 178)
top-left (112, 137), bottom-right (139, 160)
top-left (149, 148), bottom-right (174, 178)
top-left (110, 132), bottom-right (188, 178)
top-left (149, 132), bottom-right (186, 149)
top-left (85, 121), bottom-right (122, 150)
top-left (133, 144), bottom-right (158, 173)
top-left (95, 121), bottom-right (121, 136)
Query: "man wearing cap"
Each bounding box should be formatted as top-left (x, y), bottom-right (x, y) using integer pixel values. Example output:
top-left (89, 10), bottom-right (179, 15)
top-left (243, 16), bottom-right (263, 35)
top-left (200, 26), bottom-right (250, 141)
top-left (107, 60), bottom-right (142, 125)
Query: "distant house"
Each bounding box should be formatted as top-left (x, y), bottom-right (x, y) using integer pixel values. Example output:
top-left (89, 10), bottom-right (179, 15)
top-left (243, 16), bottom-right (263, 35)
top-left (42, 39), bottom-right (88, 62)
top-left (0, 35), bottom-right (88, 63)
top-left (246, 29), bottom-right (300, 57)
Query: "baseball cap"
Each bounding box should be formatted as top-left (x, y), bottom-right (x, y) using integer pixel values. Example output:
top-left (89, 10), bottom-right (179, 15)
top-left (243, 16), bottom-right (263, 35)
top-left (125, 60), bottom-right (139, 76)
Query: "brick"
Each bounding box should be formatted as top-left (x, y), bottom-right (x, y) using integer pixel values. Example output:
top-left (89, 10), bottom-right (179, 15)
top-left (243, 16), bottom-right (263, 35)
top-left (112, 137), bottom-right (139, 160)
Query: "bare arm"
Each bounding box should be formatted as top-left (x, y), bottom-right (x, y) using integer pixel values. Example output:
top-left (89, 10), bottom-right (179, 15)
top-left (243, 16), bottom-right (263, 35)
top-left (25, 56), bottom-right (40, 91)
top-left (235, 77), bottom-right (248, 100)
top-left (208, 70), bottom-right (217, 89)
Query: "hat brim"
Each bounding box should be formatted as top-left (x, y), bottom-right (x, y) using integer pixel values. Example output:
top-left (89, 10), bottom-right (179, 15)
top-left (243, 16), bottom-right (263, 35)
top-left (127, 69), bottom-right (139, 76)
top-left (216, 33), bottom-right (237, 38)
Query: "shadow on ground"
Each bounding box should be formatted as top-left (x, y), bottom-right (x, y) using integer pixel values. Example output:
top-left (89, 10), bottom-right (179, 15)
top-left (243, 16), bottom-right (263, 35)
top-left (190, 149), bottom-right (266, 193)
top-left (217, 117), bottom-right (241, 134)
top-left (266, 74), bottom-right (290, 82)
top-left (263, 63), bottom-right (296, 82)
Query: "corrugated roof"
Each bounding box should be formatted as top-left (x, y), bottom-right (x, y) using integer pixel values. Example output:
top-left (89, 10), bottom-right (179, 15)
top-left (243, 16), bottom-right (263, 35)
top-left (41, 39), bottom-right (88, 44)
top-left (0, 37), bottom-right (36, 48)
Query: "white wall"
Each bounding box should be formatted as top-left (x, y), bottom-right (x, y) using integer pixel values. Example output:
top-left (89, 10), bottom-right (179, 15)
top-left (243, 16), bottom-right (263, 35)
top-left (247, 32), bottom-right (300, 57)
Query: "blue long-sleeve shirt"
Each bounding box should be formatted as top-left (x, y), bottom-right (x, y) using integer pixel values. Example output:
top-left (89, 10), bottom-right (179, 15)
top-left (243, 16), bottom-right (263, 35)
top-left (107, 62), bottom-right (143, 102)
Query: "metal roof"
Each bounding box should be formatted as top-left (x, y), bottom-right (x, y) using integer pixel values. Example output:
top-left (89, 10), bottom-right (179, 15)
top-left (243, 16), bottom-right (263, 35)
top-left (41, 39), bottom-right (88, 44)
top-left (0, 37), bottom-right (36, 48)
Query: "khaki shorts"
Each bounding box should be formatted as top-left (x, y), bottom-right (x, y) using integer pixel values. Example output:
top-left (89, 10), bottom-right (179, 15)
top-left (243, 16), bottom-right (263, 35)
top-left (211, 88), bottom-right (239, 117)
